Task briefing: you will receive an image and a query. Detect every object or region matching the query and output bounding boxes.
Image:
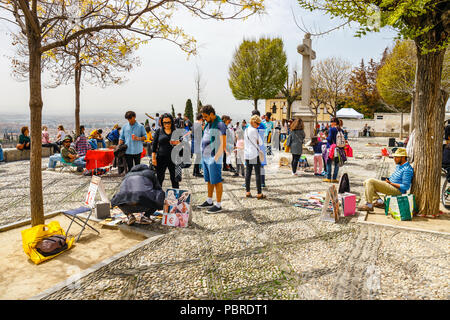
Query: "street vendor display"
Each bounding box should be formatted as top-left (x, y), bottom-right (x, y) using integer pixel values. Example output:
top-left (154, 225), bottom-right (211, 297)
top-left (161, 189), bottom-right (191, 227)
top-left (84, 148), bottom-right (115, 170)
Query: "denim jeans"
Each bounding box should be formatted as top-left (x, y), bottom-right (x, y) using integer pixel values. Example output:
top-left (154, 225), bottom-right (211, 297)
top-left (89, 139), bottom-right (98, 150)
top-left (97, 139), bottom-right (106, 148)
top-left (73, 156), bottom-right (86, 168)
top-left (48, 153), bottom-right (62, 168)
top-left (245, 157), bottom-right (262, 194)
top-left (326, 157), bottom-right (340, 180)
top-left (0, 147), bottom-right (3, 162)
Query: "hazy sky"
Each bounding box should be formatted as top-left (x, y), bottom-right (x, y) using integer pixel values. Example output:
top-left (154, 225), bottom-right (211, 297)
top-left (0, 0), bottom-right (398, 119)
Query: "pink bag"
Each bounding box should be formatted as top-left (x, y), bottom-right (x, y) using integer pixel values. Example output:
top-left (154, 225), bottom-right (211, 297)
top-left (339, 193), bottom-right (356, 216)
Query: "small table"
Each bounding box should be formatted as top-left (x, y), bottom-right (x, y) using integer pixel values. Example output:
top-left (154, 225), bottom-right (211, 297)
top-left (84, 149), bottom-right (115, 171)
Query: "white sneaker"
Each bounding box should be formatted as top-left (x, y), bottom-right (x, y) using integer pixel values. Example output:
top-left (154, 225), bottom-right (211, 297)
top-left (46, 167), bottom-right (55, 171)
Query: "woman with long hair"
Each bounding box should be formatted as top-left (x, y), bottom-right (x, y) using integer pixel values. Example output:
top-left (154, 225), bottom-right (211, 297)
top-left (152, 113), bottom-right (180, 189)
top-left (55, 125), bottom-right (66, 145)
top-left (42, 125), bottom-right (60, 153)
top-left (286, 118), bottom-right (305, 176)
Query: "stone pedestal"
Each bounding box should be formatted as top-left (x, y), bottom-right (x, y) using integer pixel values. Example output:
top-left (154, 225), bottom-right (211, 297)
top-left (292, 101), bottom-right (316, 139)
top-left (293, 33), bottom-right (316, 140)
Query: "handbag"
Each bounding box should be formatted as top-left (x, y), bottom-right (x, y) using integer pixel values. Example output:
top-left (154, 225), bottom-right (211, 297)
top-left (284, 139), bottom-right (290, 153)
top-left (246, 129), bottom-right (264, 163)
top-left (384, 194), bottom-right (416, 221)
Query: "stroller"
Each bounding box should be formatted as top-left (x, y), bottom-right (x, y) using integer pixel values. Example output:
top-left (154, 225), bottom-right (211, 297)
top-left (298, 155), bottom-right (310, 169)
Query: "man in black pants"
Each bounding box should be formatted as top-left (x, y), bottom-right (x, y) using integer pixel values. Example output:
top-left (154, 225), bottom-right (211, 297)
top-left (119, 111), bottom-right (147, 172)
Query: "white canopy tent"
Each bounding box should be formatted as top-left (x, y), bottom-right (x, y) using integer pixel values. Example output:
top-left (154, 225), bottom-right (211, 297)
top-left (336, 108), bottom-right (364, 119)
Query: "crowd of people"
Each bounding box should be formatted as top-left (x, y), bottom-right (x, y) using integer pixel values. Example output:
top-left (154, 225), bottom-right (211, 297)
top-left (43, 123), bottom-right (123, 172)
top-left (7, 106), bottom-right (442, 219)
top-left (119, 107), bottom-right (360, 214)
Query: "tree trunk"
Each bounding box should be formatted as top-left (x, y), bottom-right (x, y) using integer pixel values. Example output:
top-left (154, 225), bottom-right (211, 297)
top-left (254, 99), bottom-right (258, 111)
top-left (400, 112), bottom-right (403, 140)
top-left (74, 62), bottom-right (81, 137)
top-left (409, 96), bottom-right (415, 136)
top-left (409, 64), bottom-right (418, 135)
top-left (28, 35), bottom-right (44, 226)
top-left (287, 101), bottom-right (292, 120)
top-left (410, 46), bottom-right (446, 216)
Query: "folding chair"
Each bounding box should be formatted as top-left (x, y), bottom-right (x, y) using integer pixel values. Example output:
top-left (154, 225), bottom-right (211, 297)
top-left (62, 205), bottom-right (100, 242)
top-left (60, 157), bottom-right (77, 172)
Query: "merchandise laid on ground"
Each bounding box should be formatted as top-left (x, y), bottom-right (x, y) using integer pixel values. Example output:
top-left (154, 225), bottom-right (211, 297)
top-left (0, 137), bottom-right (448, 301)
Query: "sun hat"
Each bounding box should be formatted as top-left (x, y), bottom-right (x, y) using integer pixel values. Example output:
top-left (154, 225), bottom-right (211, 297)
top-left (62, 135), bottom-right (72, 142)
top-left (392, 147), bottom-right (407, 157)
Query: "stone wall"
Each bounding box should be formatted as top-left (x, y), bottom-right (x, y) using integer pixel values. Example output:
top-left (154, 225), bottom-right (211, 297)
top-left (3, 146), bottom-right (53, 162)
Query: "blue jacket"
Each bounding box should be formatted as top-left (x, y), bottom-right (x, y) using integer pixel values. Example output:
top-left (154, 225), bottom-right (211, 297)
top-left (389, 162), bottom-right (414, 194)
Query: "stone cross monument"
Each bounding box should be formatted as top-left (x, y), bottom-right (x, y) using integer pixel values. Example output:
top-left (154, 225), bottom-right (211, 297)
top-left (292, 33), bottom-right (317, 139)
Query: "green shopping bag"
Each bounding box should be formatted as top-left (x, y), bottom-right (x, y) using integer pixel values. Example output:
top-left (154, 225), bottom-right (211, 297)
top-left (384, 194), bottom-right (416, 221)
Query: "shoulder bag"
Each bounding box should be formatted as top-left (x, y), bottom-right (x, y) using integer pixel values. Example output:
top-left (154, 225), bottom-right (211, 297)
top-left (246, 129), bottom-right (264, 163)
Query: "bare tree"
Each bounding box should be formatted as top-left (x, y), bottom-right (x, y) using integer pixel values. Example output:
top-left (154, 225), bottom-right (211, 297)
top-left (11, 30), bottom-right (140, 135)
top-left (194, 64), bottom-right (206, 114)
top-left (0, 0), bottom-right (265, 226)
top-left (310, 66), bottom-right (329, 126)
top-left (313, 57), bottom-right (352, 117)
top-left (280, 67), bottom-right (301, 119)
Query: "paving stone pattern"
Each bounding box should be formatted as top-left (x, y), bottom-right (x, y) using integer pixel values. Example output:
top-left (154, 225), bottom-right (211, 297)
top-left (0, 137), bottom-right (448, 299)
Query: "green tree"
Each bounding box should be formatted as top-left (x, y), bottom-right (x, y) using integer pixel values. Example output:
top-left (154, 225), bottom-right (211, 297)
top-left (185, 99), bottom-right (194, 122)
top-left (171, 104), bottom-right (176, 118)
top-left (377, 40), bottom-right (417, 112)
top-left (228, 37), bottom-right (288, 110)
top-left (297, 0), bottom-right (450, 216)
top-left (345, 58), bottom-right (384, 117)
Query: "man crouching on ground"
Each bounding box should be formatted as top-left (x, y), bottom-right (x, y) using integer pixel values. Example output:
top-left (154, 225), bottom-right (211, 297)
top-left (197, 105), bottom-right (227, 213)
top-left (358, 148), bottom-right (413, 212)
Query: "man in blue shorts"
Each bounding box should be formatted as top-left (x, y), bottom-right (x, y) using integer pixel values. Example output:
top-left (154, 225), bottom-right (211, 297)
top-left (198, 105), bottom-right (227, 213)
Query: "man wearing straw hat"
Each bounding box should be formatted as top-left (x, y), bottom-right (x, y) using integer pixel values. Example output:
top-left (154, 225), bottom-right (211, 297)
top-left (358, 148), bottom-right (414, 212)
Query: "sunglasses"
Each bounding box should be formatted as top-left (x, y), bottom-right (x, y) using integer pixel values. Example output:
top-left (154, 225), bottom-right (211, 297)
top-left (163, 121), bottom-right (172, 124)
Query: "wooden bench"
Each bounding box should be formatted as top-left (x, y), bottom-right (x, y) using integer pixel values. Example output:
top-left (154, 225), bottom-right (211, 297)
top-left (3, 146), bottom-right (53, 162)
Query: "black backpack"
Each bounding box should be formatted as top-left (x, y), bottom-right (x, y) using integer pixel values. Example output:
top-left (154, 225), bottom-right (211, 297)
top-left (338, 173), bottom-right (350, 194)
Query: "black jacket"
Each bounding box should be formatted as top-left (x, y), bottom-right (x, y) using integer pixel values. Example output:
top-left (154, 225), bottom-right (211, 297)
top-left (113, 144), bottom-right (128, 174)
top-left (111, 164), bottom-right (165, 215)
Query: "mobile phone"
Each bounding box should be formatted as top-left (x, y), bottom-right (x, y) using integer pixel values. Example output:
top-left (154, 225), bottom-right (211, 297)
top-left (381, 177), bottom-right (387, 181)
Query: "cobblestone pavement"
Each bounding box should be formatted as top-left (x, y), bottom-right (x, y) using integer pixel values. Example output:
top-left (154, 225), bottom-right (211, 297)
top-left (0, 137), bottom-right (449, 300)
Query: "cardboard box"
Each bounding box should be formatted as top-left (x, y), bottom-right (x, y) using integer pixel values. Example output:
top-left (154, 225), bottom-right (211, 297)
top-left (96, 202), bottom-right (111, 219)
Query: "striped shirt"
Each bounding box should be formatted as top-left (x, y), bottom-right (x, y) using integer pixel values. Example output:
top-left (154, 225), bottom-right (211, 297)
top-left (389, 161), bottom-right (414, 194)
top-left (75, 134), bottom-right (91, 156)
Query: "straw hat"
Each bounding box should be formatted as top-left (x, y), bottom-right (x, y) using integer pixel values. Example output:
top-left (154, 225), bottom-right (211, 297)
top-left (392, 147), bottom-right (407, 157)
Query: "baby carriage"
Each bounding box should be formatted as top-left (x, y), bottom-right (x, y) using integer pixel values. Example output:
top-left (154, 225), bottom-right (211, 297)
top-left (298, 155), bottom-right (310, 169)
